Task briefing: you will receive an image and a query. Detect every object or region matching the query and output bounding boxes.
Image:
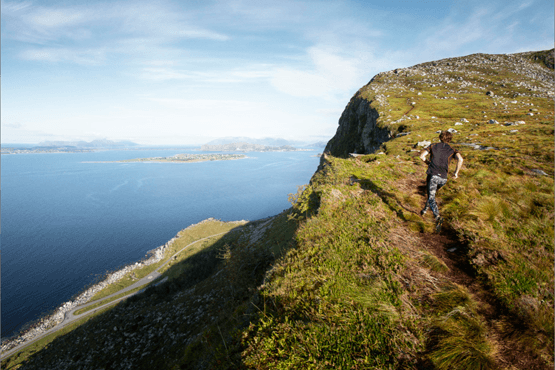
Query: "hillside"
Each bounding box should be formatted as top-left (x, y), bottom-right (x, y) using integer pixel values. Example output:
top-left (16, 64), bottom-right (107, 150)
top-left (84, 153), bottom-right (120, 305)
top-left (3, 49), bottom-right (553, 370)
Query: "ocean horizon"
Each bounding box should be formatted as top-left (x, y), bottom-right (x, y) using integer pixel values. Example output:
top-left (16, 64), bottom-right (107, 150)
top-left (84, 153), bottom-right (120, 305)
top-left (1, 148), bottom-right (321, 339)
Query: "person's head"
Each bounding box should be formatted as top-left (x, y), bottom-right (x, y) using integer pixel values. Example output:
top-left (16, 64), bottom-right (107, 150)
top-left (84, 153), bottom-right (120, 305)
top-left (439, 131), bottom-right (452, 143)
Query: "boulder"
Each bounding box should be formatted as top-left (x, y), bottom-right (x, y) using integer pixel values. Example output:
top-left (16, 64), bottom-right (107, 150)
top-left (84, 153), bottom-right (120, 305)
top-left (415, 140), bottom-right (431, 148)
top-left (532, 169), bottom-right (548, 176)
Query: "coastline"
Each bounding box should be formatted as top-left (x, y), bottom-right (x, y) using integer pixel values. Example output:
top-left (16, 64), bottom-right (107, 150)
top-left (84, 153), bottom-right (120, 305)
top-left (0, 218), bottom-right (229, 353)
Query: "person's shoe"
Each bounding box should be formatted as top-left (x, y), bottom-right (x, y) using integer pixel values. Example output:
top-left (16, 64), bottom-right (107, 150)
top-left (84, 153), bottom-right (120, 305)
top-left (435, 216), bottom-right (443, 233)
top-left (420, 209), bottom-right (427, 216)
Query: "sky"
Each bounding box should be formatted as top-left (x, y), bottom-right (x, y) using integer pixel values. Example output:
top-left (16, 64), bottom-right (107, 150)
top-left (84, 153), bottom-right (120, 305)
top-left (1, 0), bottom-right (553, 145)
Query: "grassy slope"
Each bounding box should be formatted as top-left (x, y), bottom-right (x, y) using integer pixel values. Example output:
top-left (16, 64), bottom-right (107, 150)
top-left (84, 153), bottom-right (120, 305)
top-left (238, 50), bottom-right (554, 369)
top-left (7, 50), bottom-right (553, 370)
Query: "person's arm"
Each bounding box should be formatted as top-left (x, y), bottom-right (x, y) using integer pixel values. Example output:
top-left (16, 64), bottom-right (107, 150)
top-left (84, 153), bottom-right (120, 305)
top-left (453, 152), bottom-right (463, 179)
top-left (420, 148), bottom-right (430, 164)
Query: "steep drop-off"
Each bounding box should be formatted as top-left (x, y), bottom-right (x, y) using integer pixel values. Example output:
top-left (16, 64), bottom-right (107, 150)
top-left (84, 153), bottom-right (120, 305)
top-left (4, 49), bottom-right (553, 370)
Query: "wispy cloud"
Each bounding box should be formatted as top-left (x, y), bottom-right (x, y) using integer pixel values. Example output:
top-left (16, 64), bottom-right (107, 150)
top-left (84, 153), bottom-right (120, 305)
top-left (146, 98), bottom-right (266, 112)
top-left (19, 47), bottom-right (107, 65)
top-left (176, 29), bottom-right (229, 41)
top-left (269, 45), bottom-right (386, 100)
top-left (3, 0), bottom-right (230, 60)
top-left (139, 64), bottom-right (274, 83)
top-left (26, 8), bottom-right (85, 28)
top-left (139, 67), bottom-right (195, 81)
top-left (418, 1), bottom-right (549, 57)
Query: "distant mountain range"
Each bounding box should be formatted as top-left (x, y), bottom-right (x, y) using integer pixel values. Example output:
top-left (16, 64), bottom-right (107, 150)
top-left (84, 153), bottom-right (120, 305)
top-left (36, 139), bottom-right (139, 148)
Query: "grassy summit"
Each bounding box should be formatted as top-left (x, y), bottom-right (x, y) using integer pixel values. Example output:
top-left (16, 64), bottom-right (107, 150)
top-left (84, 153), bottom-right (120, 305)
top-left (4, 49), bottom-right (553, 370)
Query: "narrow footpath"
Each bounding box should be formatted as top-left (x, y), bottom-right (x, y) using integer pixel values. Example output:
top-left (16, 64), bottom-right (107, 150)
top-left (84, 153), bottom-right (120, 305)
top-left (414, 180), bottom-right (549, 370)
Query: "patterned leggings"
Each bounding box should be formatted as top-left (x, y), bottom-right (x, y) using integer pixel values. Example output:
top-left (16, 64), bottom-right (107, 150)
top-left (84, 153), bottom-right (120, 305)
top-left (424, 175), bottom-right (447, 217)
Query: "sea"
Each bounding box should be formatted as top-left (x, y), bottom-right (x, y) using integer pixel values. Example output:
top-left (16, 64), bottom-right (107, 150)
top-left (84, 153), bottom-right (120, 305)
top-left (1, 148), bottom-right (321, 339)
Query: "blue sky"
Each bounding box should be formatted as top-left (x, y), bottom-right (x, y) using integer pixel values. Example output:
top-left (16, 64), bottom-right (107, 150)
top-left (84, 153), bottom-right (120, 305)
top-left (2, 0), bottom-right (553, 145)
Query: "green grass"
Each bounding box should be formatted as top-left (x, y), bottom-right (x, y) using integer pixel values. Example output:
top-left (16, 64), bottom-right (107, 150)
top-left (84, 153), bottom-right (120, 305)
top-left (87, 262), bottom-right (162, 301)
top-left (241, 189), bottom-right (421, 369)
top-left (422, 253), bottom-right (450, 273)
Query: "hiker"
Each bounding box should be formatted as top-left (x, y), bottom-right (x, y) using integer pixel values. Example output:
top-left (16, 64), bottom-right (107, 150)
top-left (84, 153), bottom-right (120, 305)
top-left (419, 130), bottom-right (463, 231)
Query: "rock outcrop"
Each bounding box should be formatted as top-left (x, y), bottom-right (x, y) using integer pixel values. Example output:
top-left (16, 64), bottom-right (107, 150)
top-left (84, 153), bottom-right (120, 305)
top-left (323, 96), bottom-right (390, 157)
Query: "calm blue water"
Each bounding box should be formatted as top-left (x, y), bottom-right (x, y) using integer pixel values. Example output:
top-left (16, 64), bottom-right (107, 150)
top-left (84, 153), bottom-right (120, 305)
top-left (1, 149), bottom-right (320, 338)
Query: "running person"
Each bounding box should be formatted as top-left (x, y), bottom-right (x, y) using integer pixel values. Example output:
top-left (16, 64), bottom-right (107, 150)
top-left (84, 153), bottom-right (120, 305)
top-left (419, 131), bottom-right (463, 231)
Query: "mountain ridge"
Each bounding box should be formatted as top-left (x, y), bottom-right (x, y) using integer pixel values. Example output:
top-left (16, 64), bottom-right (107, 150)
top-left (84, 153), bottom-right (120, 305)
top-left (3, 48), bottom-right (553, 370)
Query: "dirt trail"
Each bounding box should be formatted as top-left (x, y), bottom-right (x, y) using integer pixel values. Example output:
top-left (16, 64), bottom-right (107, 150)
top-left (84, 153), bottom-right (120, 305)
top-left (415, 185), bottom-right (549, 370)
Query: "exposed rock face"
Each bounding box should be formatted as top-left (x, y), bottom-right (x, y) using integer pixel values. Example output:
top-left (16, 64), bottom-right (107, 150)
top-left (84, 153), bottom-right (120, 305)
top-left (323, 96), bottom-right (390, 158)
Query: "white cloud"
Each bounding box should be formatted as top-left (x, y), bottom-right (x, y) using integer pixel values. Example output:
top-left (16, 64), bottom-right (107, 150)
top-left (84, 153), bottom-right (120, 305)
top-left (1, 0), bottom-right (32, 12)
top-left (140, 67), bottom-right (194, 81)
top-left (26, 8), bottom-right (85, 28)
top-left (19, 47), bottom-right (106, 65)
top-left (3, 0), bottom-right (230, 50)
top-left (138, 64), bottom-right (274, 83)
top-left (422, 7), bottom-right (490, 53)
top-left (176, 29), bottom-right (229, 41)
top-left (418, 1), bottom-right (551, 57)
top-left (269, 46), bottom-right (373, 99)
top-left (146, 98), bottom-right (266, 112)
top-left (271, 68), bottom-right (329, 98)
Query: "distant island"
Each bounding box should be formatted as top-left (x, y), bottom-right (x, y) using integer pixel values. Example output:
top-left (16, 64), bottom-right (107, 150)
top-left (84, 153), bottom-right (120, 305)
top-left (86, 153), bottom-right (246, 163)
top-left (200, 142), bottom-right (311, 152)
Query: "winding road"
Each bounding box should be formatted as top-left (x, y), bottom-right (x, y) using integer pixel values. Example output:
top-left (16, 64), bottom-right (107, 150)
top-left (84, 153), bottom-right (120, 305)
top-left (2, 230), bottom-right (234, 360)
